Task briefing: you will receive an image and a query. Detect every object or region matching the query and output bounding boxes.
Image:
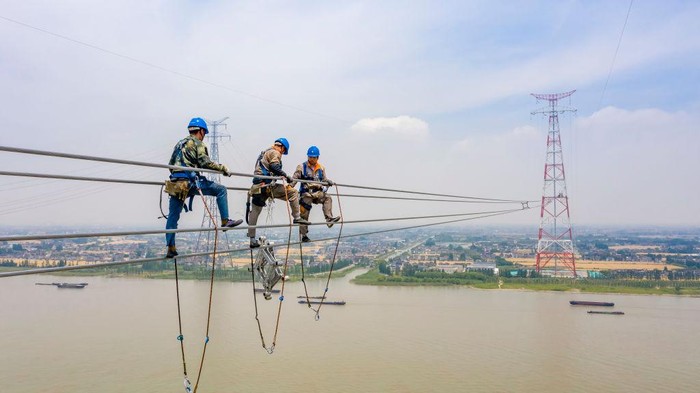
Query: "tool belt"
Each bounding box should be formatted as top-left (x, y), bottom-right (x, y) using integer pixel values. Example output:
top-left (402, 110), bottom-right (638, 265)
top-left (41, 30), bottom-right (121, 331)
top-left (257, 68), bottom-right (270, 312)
top-left (249, 183), bottom-right (273, 207)
top-left (302, 190), bottom-right (326, 202)
top-left (165, 179), bottom-right (191, 201)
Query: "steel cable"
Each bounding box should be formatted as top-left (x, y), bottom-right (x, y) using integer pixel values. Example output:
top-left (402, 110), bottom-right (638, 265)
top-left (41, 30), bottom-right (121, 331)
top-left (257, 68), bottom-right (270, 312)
top-left (0, 169), bottom-right (536, 206)
top-left (0, 208), bottom-right (530, 243)
top-left (0, 145), bottom-right (533, 202)
top-left (0, 206), bottom-right (531, 278)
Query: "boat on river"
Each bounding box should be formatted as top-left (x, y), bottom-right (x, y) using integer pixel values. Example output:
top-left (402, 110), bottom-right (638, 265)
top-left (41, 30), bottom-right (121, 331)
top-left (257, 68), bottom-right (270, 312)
top-left (588, 311), bottom-right (624, 315)
top-left (56, 283), bottom-right (88, 288)
top-left (570, 300), bottom-right (614, 307)
top-left (36, 282), bottom-right (88, 289)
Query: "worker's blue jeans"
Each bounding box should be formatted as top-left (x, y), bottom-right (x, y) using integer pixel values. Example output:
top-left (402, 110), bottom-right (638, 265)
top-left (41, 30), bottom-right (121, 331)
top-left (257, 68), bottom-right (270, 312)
top-left (165, 178), bottom-right (229, 247)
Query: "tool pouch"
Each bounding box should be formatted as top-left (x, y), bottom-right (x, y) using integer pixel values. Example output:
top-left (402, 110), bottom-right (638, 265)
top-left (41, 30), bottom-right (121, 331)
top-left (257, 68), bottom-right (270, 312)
top-left (164, 180), bottom-right (191, 201)
top-left (249, 183), bottom-right (264, 196)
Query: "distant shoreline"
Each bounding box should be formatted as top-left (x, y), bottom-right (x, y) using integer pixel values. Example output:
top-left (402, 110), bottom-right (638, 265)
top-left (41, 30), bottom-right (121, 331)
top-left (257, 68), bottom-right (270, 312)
top-left (4, 264), bottom-right (700, 296)
top-left (351, 268), bottom-right (700, 296)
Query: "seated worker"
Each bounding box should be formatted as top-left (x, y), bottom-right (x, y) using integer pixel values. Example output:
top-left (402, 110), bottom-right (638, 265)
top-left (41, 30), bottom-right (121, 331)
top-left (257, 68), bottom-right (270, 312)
top-left (165, 117), bottom-right (243, 258)
top-left (247, 138), bottom-right (310, 248)
top-left (293, 146), bottom-right (340, 242)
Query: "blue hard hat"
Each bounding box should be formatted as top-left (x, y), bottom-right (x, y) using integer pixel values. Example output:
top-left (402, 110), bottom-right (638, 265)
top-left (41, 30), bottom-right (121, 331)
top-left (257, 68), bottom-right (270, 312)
top-left (275, 138), bottom-right (290, 155)
top-left (307, 145), bottom-right (320, 157)
top-left (188, 117), bottom-right (208, 134)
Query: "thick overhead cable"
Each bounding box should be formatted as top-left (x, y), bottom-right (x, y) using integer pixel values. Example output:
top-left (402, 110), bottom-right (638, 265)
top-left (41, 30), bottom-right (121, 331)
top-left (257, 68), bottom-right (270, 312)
top-left (0, 170), bottom-right (533, 204)
top-left (0, 207), bottom-right (528, 279)
top-left (335, 182), bottom-right (523, 203)
top-left (0, 207), bottom-right (527, 243)
top-left (0, 170), bottom-right (250, 191)
top-left (0, 145), bottom-right (288, 183)
top-left (337, 193), bottom-right (537, 204)
top-left (0, 170), bottom-right (166, 187)
top-left (0, 145), bottom-right (531, 202)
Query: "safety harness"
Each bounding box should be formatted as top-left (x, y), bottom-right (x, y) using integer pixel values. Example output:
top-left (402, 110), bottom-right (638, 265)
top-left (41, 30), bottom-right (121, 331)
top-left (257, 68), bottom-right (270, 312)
top-left (164, 137), bottom-right (201, 214)
top-left (299, 161), bottom-right (324, 194)
top-left (246, 149), bottom-right (276, 224)
top-left (298, 161), bottom-right (326, 211)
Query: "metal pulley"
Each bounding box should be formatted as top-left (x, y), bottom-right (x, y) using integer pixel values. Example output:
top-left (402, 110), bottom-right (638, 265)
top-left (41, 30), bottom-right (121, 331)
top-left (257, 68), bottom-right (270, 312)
top-left (251, 236), bottom-right (288, 300)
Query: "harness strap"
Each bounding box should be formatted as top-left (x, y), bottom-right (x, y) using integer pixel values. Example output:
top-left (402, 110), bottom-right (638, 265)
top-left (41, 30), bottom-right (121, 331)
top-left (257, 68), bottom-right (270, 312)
top-left (300, 162), bottom-right (308, 194)
top-left (300, 199), bottom-right (313, 211)
top-left (300, 162), bottom-right (323, 194)
top-left (254, 150), bottom-right (273, 184)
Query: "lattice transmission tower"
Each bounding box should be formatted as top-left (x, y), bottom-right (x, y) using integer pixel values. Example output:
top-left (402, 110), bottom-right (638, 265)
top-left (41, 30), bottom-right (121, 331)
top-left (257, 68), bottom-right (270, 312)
top-left (194, 117), bottom-right (231, 265)
top-left (531, 90), bottom-right (577, 277)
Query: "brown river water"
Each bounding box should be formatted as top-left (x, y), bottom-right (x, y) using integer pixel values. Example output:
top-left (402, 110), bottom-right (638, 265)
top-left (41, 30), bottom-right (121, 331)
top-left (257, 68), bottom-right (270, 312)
top-left (1, 269), bottom-right (698, 392)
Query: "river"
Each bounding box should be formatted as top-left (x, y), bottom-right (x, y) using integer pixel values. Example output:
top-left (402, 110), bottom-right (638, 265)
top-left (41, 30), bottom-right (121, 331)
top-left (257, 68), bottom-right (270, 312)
top-left (1, 270), bottom-right (698, 392)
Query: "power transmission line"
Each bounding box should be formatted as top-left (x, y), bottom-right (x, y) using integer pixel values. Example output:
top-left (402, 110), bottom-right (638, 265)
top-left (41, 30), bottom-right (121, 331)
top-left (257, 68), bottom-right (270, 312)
top-left (0, 207), bottom-right (528, 243)
top-left (0, 145), bottom-right (533, 202)
top-left (0, 207), bottom-right (529, 278)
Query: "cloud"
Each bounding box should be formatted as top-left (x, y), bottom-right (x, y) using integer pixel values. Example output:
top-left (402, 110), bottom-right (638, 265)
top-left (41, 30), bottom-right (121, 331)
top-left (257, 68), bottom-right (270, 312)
top-left (568, 106), bottom-right (700, 225)
top-left (350, 116), bottom-right (429, 139)
top-left (0, 1), bottom-right (698, 226)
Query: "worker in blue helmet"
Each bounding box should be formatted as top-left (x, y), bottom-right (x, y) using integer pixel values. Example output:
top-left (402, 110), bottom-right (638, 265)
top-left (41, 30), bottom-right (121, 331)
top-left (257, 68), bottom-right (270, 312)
top-left (164, 117), bottom-right (243, 258)
top-left (247, 137), bottom-right (310, 248)
top-left (292, 146), bottom-right (340, 242)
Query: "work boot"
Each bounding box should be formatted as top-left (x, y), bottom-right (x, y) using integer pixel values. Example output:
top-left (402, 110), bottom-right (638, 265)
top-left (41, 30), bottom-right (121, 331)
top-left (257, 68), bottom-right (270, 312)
top-left (293, 217), bottom-right (311, 225)
top-left (166, 246), bottom-right (178, 259)
top-left (326, 216), bottom-right (341, 228)
top-left (301, 235), bottom-right (311, 243)
top-left (221, 218), bottom-right (243, 230)
top-left (249, 238), bottom-right (260, 248)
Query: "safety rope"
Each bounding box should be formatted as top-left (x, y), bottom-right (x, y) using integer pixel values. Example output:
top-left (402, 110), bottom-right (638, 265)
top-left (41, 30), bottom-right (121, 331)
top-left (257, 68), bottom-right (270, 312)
top-left (313, 185), bottom-right (345, 319)
top-left (249, 179), bottom-right (294, 354)
top-left (250, 189), bottom-right (274, 350)
top-left (158, 184), bottom-right (169, 219)
top-left (299, 185), bottom-right (344, 320)
top-left (172, 186), bottom-right (220, 393)
top-left (173, 258), bottom-right (189, 390)
top-left (192, 188), bottom-right (219, 392)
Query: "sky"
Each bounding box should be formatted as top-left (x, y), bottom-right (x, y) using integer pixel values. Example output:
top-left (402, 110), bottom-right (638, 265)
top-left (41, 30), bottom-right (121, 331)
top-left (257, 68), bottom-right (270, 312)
top-left (0, 0), bottom-right (699, 230)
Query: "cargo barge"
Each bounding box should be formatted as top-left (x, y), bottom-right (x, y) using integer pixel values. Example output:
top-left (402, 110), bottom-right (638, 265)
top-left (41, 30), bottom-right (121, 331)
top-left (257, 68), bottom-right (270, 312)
top-left (588, 311), bottom-right (624, 315)
top-left (569, 300), bottom-right (614, 307)
top-left (36, 282), bottom-right (88, 289)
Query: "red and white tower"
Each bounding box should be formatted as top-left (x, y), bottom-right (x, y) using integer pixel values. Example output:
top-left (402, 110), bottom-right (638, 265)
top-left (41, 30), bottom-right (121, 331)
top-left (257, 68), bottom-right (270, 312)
top-left (531, 90), bottom-right (577, 277)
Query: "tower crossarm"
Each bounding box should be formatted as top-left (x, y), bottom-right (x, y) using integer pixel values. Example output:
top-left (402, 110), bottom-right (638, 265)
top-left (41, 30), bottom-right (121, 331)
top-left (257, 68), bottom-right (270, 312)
top-left (530, 90), bottom-right (576, 102)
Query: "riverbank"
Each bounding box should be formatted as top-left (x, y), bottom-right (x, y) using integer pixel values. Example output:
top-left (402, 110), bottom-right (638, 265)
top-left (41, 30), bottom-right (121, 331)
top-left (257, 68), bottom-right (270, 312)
top-left (351, 268), bottom-right (700, 296)
top-left (6, 265), bottom-right (700, 296)
top-left (0, 264), bottom-right (360, 282)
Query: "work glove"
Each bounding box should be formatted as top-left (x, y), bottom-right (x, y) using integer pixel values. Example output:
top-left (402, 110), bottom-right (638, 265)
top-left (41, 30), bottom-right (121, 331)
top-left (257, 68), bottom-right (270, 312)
top-left (325, 179), bottom-right (335, 187)
top-left (285, 174), bottom-right (294, 184)
top-left (221, 165), bottom-right (232, 177)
